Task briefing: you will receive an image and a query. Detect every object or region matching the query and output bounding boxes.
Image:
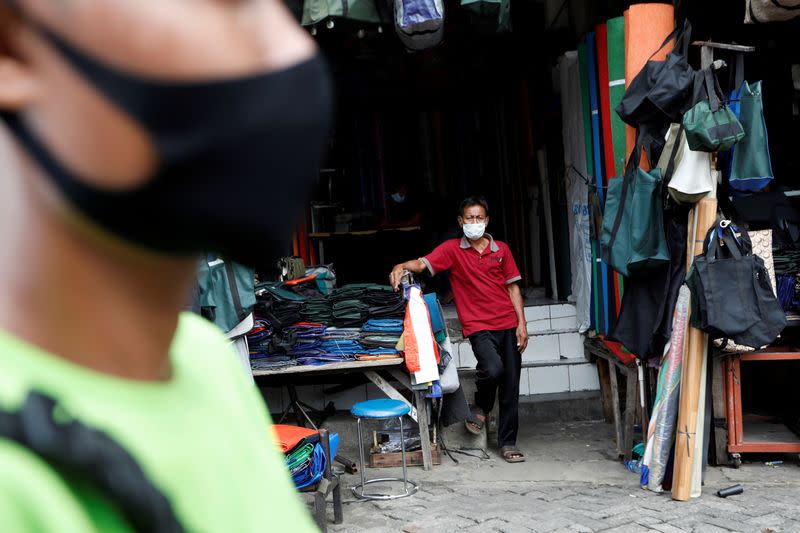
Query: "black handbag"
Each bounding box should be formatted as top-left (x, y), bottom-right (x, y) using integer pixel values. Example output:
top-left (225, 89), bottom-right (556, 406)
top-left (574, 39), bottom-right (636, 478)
top-left (616, 19), bottom-right (695, 129)
top-left (688, 221), bottom-right (786, 348)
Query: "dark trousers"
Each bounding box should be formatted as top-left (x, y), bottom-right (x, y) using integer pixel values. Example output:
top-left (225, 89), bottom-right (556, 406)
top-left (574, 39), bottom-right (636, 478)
top-left (468, 328), bottom-right (521, 447)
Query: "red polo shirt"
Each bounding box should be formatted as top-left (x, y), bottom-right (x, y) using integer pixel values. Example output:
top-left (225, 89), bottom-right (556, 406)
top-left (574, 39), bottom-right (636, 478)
top-left (422, 235), bottom-right (522, 337)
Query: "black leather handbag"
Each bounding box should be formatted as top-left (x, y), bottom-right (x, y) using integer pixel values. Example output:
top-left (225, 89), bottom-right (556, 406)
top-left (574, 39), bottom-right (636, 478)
top-left (616, 20), bottom-right (695, 128)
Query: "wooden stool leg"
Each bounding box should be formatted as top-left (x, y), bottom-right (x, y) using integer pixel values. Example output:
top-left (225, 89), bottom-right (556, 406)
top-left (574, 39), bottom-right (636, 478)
top-left (623, 366), bottom-right (638, 461)
top-left (597, 358), bottom-right (614, 422)
top-left (608, 360), bottom-right (624, 458)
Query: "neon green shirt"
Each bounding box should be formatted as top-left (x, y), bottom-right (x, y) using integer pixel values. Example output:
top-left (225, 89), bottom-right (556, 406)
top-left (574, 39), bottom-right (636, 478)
top-left (0, 313), bottom-right (317, 532)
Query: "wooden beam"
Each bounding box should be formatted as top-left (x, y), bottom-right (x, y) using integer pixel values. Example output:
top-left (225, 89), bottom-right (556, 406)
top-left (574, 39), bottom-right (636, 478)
top-left (690, 41), bottom-right (755, 53)
top-left (363, 371), bottom-right (417, 422)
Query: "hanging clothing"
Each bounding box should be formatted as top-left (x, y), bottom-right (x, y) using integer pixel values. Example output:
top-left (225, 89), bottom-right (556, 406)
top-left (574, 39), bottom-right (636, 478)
top-left (610, 203), bottom-right (689, 359)
top-left (403, 286), bottom-right (441, 383)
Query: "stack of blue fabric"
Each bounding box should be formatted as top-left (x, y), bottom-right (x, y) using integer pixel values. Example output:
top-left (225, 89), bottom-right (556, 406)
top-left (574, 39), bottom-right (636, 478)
top-left (361, 319), bottom-right (404, 334)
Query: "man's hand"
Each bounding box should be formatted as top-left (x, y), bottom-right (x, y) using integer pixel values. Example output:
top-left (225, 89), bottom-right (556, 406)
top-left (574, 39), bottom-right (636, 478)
top-left (516, 322), bottom-right (529, 353)
top-left (390, 265), bottom-right (407, 291)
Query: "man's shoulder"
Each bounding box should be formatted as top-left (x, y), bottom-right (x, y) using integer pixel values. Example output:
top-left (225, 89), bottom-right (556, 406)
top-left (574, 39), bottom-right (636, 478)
top-left (493, 239), bottom-right (511, 251)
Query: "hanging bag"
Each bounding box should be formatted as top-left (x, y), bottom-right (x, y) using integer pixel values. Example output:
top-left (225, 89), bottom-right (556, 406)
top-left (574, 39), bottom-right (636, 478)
top-left (729, 81), bottom-right (774, 192)
top-left (683, 68), bottom-right (745, 152)
top-left (459, 0), bottom-right (511, 33)
top-left (600, 139), bottom-right (670, 277)
top-left (616, 20), bottom-right (695, 128)
top-left (714, 229), bottom-right (778, 352)
top-left (394, 0), bottom-right (445, 52)
top-left (687, 222), bottom-right (786, 348)
top-left (198, 257), bottom-right (256, 334)
top-left (658, 123), bottom-right (714, 204)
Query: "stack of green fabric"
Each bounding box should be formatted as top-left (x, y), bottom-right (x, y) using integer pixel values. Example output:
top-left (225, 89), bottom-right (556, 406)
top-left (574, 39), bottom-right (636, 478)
top-left (301, 299), bottom-right (333, 324)
top-left (331, 300), bottom-right (368, 327)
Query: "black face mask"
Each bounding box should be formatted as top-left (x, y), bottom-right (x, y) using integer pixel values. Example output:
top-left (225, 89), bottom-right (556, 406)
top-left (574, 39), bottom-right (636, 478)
top-left (1, 21), bottom-right (333, 268)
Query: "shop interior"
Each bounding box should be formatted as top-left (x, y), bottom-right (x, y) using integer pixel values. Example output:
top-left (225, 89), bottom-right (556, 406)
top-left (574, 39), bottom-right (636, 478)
top-left (198, 1), bottom-right (800, 527)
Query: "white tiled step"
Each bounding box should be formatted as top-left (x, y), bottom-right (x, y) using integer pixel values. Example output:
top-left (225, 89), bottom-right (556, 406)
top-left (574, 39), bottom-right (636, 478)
top-left (455, 331), bottom-right (585, 368)
top-left (524, 303), bottom-right (578, 334)
top-left (455, 359), bottom-right (600, 396)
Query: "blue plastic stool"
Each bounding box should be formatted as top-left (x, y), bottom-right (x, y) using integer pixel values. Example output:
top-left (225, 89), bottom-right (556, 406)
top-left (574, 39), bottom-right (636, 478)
top-left (350, 399), bottom-right (418, 500)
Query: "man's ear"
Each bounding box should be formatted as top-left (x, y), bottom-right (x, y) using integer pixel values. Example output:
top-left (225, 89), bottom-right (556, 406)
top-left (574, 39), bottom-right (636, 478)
top-left (484, 216), bottom-right (489, 227)
top-left (0, 11), bottom-right (40, 110)
top-left (457, 215), bottom-right (464, 227)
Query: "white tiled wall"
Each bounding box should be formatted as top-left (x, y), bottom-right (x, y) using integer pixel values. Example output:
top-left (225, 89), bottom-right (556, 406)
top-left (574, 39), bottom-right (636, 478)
top-left (524, 306), bottom-right (550, 322)
top-left (530, 366), bottom-right (571, 394)
top-left (518, 368), bottom-right (532, 395)
top-left (523, 334), bottom-right (560, 363)
top-left (459, 341), bottom-right (477, 369)
top-left (527, 318), bottom-right (552, 333)
top-left (569, 363), bottom-right (601, 392)
top-left (550, 303), bottom-right (578, 319)
top-left (551, 315), bottom-right (578, 330)
top-left (558, 332), bottom-right (585, 359)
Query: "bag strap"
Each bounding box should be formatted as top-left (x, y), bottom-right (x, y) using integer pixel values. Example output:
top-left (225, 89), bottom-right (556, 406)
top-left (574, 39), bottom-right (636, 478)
top-left (663, 124), bottom-right (684, 182)
top-left (606, 135), bottom-right (644, 256)
top-left (703, 68), bottom-right (727, 112)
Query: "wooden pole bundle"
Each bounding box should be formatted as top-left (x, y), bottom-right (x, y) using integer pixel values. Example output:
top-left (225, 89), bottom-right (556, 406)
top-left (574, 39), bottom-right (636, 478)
top-left (672, 197), bottom-right (717, 501)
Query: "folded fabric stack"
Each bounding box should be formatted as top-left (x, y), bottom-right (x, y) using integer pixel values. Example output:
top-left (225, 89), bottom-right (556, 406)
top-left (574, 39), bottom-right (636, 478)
top-left (250, 355), bottom-right (296, 371)
top-left (273, 425), bottom-right (339, 490)
top-left (331, 299), bottom-right (368, 327)
top-left (322, 327), bottom-right (362, 340)
top-left (247, 284), bottom-right (409, 370)
top-left (301, 298), bottom-right (334, 324)
top-left (363, 286), bottom-right (407, 319)
top-left (362, 318), bottom-right (404, 334)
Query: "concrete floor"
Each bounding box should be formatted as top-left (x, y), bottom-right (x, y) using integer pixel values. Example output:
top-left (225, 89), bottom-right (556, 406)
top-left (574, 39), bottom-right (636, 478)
top-left (315, 416), bottom-right (800, 533)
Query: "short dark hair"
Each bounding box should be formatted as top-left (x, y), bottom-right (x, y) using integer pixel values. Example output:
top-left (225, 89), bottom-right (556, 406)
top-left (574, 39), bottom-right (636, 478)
top-left (459, 196), bottom-right (489, 217)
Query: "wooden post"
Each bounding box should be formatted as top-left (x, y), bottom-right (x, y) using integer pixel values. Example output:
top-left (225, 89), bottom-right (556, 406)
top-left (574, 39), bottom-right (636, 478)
top-left (609, 360), bottom-right (624, 457)
top-left (672, 197), bottom-right (717, 501)
top-left (711, 354), bottom-right (729, 465)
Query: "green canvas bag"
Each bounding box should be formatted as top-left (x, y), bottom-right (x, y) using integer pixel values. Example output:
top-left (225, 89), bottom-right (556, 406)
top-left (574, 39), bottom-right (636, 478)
top-left (683, 68), bottom-right (745, 152)
top-left (729, 81), bottom-right (774, 192)
top-left (301, 0), bottom-right (389, 26)
top-left (460, 0), bottom-right (511, 33)
top-left (600, 140), bottom-right (670, 277)
top-left (198, 258), bottom-right (256, 333)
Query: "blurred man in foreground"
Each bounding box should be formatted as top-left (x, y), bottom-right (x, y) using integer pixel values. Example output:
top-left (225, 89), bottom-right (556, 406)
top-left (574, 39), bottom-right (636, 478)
top-left (0, 0), bottom-right (331, 530)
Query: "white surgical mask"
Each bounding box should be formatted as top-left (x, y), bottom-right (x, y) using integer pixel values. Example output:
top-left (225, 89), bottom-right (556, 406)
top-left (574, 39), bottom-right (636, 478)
top-left (463, 223), bottom-right (486, 241)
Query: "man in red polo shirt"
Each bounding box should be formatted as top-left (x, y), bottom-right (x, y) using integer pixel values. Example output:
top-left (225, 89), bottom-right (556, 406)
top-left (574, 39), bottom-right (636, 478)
top-left (390, 196), bottom-right (528, 463)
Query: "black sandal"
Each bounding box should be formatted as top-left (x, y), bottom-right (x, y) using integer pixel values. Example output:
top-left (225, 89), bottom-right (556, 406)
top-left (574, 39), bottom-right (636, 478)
top-left (501, 446), bottom-right (526, 463)
top-left (465, 406), bottom-right (485, 435)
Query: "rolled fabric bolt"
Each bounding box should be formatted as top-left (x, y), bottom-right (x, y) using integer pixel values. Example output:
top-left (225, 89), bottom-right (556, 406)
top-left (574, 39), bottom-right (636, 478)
top-left (717, 484), bottom-right (744, 498)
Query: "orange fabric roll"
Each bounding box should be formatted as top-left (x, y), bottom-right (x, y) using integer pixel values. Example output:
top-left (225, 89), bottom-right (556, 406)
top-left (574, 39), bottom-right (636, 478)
top-left (624, 3), bottom-right (675, 161)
